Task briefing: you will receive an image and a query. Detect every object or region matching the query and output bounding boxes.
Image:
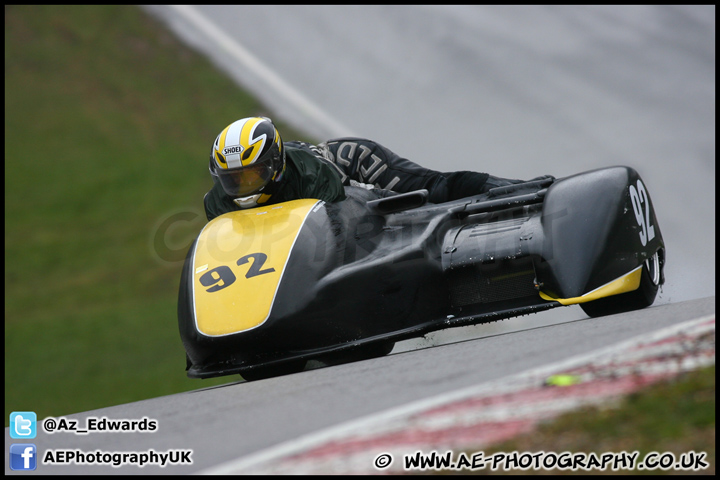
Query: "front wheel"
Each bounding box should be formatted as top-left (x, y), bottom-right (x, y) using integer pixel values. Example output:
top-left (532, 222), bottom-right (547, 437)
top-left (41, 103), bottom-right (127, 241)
top-left (580, 250), bottom-right (664, 318)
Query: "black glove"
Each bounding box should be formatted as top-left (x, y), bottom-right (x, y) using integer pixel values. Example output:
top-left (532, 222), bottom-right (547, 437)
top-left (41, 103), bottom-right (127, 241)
top-left (485, 174), bottom-right (555, 189)
top-left (527, 174), bottom-right (555, 183)
top-left (483, 174), bottom-right (525, 190)
top-left (483, 174), bottom-right (556, 196)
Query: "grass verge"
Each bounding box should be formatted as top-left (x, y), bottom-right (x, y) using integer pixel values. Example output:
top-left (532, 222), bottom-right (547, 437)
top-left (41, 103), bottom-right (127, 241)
top-left (446, 365), bottom-right (715, 475)
top-left (5, 4), bottom-right (313, 423)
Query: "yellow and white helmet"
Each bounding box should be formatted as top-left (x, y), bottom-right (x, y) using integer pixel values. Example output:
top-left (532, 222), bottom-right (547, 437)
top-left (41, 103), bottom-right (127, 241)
top-left (209, 117), bottom-right (285, 208)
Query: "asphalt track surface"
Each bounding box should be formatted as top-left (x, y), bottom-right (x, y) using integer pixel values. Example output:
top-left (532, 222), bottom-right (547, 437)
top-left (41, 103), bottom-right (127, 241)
top-left (6, 6), bottom-right (714, 475)
top-left (5, 297), bottom-right (715, 475)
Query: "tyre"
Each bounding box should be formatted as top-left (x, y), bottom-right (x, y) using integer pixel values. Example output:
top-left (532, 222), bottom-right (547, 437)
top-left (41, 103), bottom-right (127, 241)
top-left (240, 359), bottom-right (307, 382)
top-left (580, 250), bottom-right (664, 318)
top-left (318, 341), bottom-right (395, 366)
top-left (351, 340), bottom-right (395, 360)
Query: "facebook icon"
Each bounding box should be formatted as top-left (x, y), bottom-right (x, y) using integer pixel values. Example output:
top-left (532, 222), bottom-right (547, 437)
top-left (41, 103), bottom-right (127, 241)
top-left (10, 444), bottom-right (37, 471)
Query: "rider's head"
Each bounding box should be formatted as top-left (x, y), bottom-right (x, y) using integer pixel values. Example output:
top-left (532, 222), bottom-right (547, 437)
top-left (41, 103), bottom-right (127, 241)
top-left (209, 117), bottom-right (286, 208)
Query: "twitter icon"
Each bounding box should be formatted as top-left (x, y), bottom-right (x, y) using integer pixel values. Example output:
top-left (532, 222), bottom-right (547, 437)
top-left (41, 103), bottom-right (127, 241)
top-left (10, 412), bottom-right (37, 439)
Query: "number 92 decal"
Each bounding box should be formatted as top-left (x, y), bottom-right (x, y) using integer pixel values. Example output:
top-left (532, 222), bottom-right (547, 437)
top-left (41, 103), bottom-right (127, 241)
top-left (198, 253), bottom-right (275, 293)
top-left (628, 179), bottom-right (656, 247)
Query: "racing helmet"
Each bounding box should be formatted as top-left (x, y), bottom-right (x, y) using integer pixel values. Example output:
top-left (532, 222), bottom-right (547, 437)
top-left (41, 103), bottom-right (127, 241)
top-left (209, 117), bottom-right (286, 208)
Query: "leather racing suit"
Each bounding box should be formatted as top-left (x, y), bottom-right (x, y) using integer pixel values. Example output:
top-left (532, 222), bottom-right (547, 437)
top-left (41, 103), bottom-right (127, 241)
top-left (203, 137), bottom-right (533, 222)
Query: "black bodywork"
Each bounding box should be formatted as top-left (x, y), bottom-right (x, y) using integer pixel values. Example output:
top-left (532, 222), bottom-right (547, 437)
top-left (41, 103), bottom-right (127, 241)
top-left (179, 166), bottom-right (665, 379)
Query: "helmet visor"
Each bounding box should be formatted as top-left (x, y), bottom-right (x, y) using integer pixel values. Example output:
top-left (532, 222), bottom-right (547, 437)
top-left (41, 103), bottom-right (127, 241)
top-left (217, 158), bottom-right (275, 197)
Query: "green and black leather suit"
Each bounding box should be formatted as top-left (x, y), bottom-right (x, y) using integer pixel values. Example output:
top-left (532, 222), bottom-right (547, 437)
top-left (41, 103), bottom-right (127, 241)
top-left (204, 137), bottom-right (535, 222)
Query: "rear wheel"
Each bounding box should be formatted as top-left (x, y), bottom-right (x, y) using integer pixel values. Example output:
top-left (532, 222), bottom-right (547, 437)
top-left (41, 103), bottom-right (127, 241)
top-left (580, 250), bottom-right (663, 318)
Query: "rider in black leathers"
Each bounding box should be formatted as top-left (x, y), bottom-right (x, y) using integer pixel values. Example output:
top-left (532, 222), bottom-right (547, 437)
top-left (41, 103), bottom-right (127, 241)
top-left (204, 117), bottom-right (551, 221)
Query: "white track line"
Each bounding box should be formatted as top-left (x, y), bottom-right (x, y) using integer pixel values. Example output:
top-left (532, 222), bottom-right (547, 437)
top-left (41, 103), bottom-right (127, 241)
top-left (198, 314), bottom-right (715, 475)
top-left (169, 5), bottom-right (356, 138)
